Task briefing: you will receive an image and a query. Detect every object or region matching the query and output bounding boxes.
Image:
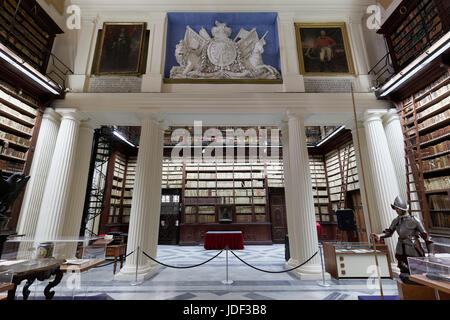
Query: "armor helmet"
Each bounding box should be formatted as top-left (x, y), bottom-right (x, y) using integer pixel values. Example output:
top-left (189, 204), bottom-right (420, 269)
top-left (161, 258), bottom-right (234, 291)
top-left (391, 196), bottom-right (409, 212)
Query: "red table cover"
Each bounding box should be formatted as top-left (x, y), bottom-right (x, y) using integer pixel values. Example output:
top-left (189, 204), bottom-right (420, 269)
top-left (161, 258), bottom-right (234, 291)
top-left (204, 231), bottom-right (244, 250)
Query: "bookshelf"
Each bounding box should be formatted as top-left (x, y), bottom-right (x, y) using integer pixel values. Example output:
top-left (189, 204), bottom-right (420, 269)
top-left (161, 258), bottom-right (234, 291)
top-left (325, 142), bottom-right (359, 219)
top-left (398, 70), bottom-right (450, 236)
top-left (310, 155), bottom-right (329, 222)
top-left (0, 86), bottom-right (37, 175)
top-left (182, 162), bottom-right (268, 225)
top-left (0, 0), bottom-right (63, 73)
top-left (161, 159), bottom-right (183, 189)
top-left (123, 156), bottom-right (136, 224)
top-left (379, 0), bottom-right (449, 72)
top-left (108, 152), bottom-right (126, 224)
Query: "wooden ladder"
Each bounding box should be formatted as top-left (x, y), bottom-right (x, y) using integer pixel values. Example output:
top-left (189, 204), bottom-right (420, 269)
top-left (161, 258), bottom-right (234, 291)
top-left (336, 144), bottom-right (351, 242)
top-left (398, 98), bottom-right (430, 229)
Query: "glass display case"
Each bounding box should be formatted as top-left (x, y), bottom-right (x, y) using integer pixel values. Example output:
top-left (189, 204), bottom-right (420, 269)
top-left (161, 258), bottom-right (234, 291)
top-left (323, 242), bottom-right (393, 279)
top-left (408, 242), bottom-right (450, 285)
top-left (0, 237), bottom-right (106, 300)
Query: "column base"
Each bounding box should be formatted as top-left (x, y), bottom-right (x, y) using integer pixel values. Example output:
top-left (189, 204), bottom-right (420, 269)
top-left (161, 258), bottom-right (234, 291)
top-left (286, 261), bottom-right (331, 280)
top-left (114, 262), bottom-right (162, 282)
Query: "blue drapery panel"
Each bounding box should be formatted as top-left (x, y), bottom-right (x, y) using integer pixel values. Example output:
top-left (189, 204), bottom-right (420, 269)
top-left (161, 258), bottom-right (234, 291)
top-left (164, 12), bottom-right (281, 78)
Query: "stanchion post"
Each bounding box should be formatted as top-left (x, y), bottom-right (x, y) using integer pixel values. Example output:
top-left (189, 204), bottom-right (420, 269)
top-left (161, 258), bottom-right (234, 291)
top-left (317, 243), bottom-right (330, 287)
top-left (130, 246), bottom-right (143, 286)
top-left (222, 246), bottom-right (233, 285)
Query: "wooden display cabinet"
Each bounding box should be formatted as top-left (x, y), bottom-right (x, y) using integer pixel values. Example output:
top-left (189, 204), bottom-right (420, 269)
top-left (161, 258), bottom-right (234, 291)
top-left (323, 242), bottom-right (393, 279)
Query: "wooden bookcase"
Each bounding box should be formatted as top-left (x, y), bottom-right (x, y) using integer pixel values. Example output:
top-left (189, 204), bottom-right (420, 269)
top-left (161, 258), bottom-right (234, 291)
top-left (182, 162), bottom-right (268, 225)
top-left (0, 0), bottom-right (63, 73)
top-left (161, 159), bottom-right (183, 189)
top-left (325, 142), bottom-right (359, 216)
top-left (398, 70), bottom-right (450, 236)
top-left (378, 0), bottom-right (450, 73)
top-left (0, 86), bottom-right (37, 175)
top-left (310, 155), bottom-right (329, 223)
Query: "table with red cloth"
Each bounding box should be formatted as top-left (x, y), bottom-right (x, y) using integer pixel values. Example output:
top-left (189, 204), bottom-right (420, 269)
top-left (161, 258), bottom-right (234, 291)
top-left (204, 231), bottom-right (244, 250)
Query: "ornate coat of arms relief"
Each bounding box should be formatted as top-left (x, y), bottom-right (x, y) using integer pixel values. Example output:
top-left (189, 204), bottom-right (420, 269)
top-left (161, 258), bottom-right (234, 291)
top-left (170, 21), bottom-right (281, 80)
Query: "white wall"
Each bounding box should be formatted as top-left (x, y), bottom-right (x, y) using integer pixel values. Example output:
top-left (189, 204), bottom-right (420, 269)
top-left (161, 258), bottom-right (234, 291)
top-left (45, 0), bottom-right (382, 94)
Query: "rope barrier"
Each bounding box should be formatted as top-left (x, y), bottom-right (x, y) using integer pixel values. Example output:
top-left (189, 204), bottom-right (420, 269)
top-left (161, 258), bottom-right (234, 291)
top-left (229, 250), bottom-right (319, 274)
top-left (142, 249), bottom-right (223, 269)
top-left (94, 250), bottom-right (134, 269)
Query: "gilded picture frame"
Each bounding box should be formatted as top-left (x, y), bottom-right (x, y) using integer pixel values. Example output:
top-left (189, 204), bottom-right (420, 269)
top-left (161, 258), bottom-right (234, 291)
top-left (294, 22), bottom-right (355, 76)
top-left (218, 205), bottom-right (233, 223)
top-left (94, 22), bottom-right (147, 76)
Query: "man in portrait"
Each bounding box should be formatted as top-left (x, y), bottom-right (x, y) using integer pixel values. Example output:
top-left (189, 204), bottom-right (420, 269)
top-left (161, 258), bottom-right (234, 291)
top-left (313, 30), bottom-right (337, 72)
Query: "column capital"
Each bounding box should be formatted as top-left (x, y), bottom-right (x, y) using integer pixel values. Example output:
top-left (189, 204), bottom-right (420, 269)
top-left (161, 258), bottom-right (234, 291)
top-left (54, 108), bottom-right (88, 122)
top-left (42, 108), bottom-right (61, 123)
top-left (140, 112), bottom-right (167, 130)
top-left (80, 119), bottom-right (101, 130)
top-left (363, 110), bottom-right (387, 125)
top-left (383, 108), bottom-right (400, 126)
top-left (286, 111), bottom-right (305, 122)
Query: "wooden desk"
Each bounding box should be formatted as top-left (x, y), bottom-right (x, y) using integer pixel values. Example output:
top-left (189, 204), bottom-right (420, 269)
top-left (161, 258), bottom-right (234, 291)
top-left (106, 244), bottom-right (126, 274)
top-left (0, 258), bottom-right (65, 300)
top-left (409, 274), bottom-right (450, 300)
top-left (60, 259), bottom-right (106, 273)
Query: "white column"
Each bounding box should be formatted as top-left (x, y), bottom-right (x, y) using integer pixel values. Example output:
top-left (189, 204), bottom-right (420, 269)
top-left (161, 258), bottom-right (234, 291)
top-left (17, 109), bottom-right (61, 238)
top-left (349, 121), bottom-right (382, 235)
top-left (281, 122), bottom-right (298, 266)
top-left (363, 111), bottom-right (400, 262)
top-left (67, 17), bottom-right (98, 92)
top-left (115, 114), bottom-right (164, 281)
top-left (34, 109), bottom-right (82, 243)
top-left (383, 109), bottom-right (408, 203)
top-left (348, 18), bottom-right (371, 92)
top-left (141, 13), bottom-right (166, 92)
top-left (286, 113), bottom-right (328, 279)
top-left (61, 120), bottom-right (96, 256)
top-left (278, 13), bottom-right (305, 92)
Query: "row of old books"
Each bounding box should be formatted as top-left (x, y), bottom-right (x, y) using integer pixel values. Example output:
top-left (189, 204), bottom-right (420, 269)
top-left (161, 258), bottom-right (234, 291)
top-left (424, 176), bottom-right (450, 191)
top-left (422, 153), bottom-right (450, 172)
top-left (430, 211), bottom-right (449, 229)
top-left (420, 124), bottom-right (450, 144)
top-left (0, 88), bottom-right (37, 117)
top-left (0, 130), bottom-right (31, 147)
top-left (0, 103), bottom-right (35, 126)
top-left (418, 110), bottom-right (450, 131)
top-left (414, 71), bottom-right (450, 100)
top-left (0, 159), bottom-right (24, 172)
top-left (428, 194), bottom-right (450, 211)
top-left (0, 116), bottom-right (33, 136)
top-left (0, 146), bottom-right (27, 160)
top-left (422, 140), bottom-right (450, 158)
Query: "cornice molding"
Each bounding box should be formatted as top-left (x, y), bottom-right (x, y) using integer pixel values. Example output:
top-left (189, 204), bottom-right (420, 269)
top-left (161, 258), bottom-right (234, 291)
top-left (54, 92), bottom-right (391, 113)
top-left (69, 0), bottom-right (374, 16)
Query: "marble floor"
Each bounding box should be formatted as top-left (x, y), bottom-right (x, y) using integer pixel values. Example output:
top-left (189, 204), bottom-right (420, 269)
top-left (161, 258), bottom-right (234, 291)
top-left (14, 245), bottom-right (399, 300)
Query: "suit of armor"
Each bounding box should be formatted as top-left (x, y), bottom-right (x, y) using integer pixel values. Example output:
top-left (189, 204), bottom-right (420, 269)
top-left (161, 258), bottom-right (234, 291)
top-left (377, 214), bottom-right (432, 273)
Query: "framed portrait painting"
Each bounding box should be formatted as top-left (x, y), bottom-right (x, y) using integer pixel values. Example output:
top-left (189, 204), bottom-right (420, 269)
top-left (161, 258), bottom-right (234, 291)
top-left (218, 205), bottom-right (233, 223)
top-left (295, 23), bottom-right (355, 76)
top-left (94, 22), bottom-right (147, 75)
